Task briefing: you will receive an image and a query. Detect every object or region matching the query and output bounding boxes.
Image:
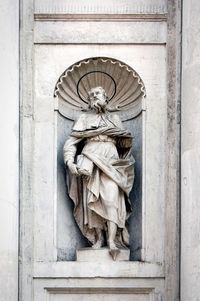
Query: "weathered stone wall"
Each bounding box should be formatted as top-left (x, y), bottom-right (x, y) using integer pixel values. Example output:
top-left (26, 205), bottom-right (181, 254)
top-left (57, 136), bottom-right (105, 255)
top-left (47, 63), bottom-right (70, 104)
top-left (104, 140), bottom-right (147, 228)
top-left (0, 0), bottom-right (19, 301)
top-left (181, 1), bottom-right (200, 300)
top-left (2, 0), bottom-right (200, 300)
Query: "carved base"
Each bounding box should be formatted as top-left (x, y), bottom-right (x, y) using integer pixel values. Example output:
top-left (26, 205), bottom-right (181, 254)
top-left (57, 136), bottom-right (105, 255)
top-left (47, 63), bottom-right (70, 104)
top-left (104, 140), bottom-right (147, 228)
top-left (76, 247), bottom-right (130, 262)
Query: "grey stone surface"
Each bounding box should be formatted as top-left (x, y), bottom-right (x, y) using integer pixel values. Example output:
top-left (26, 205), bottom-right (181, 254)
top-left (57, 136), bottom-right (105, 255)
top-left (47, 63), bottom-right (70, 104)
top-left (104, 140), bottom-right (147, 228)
top-left (34, 21), bottom-right (167, 44)
top-left (181, 1), bottom-right (200, 300)
top-left (181, 150), bottom-right (200, 301)
top-left (164, 2), bottom-right (181, 300)
top-left (76, 248), bottom-right (130, 262)
top-left (34, 0), bottom-right (167, 14)
top-left (19, 1), bottom-right (35, 301)
top-left (33, 277), bottom-right (164, 301)
top-left (0, 1), bottom-right (19, 301)
top-left (33, 261), bottom-right (164, 278)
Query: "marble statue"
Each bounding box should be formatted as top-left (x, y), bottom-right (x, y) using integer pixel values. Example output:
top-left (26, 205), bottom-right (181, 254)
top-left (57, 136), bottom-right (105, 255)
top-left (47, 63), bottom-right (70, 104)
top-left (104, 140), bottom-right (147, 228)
top-left (63, 86), bottom-right (134, 257)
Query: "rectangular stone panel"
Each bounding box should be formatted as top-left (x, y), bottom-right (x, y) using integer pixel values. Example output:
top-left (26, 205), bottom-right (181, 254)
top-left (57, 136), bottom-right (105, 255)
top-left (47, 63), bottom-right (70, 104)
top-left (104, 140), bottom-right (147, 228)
top-left (34, 21), bottom-right (167, 44)
top-left (33, 277), bottom-right (164, 301)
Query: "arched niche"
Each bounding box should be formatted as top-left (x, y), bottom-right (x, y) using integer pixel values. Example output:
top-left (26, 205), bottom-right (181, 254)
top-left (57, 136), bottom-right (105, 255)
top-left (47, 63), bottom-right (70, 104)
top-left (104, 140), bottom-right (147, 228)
top-left (54, 57), bottom-right (146, 261)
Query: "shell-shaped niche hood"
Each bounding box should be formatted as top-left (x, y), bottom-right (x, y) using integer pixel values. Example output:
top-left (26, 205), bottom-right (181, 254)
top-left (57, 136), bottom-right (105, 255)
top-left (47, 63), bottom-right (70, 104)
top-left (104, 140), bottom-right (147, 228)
top-left (54, 57), bottom-right (146, 121)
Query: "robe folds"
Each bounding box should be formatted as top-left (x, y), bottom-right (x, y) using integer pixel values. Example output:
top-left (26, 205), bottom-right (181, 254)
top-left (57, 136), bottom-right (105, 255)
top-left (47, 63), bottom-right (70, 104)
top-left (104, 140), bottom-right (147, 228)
top-left (63, 112), bottom-right (135, 247)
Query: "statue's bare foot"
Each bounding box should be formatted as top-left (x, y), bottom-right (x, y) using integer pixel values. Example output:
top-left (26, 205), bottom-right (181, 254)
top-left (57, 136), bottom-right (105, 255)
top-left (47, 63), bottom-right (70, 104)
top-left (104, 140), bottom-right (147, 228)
top-left (108, 241), bottom-right (120, 261)
top-left (92, 239), bottom-right (103, 249)
top-left (108, 240), bottom-right (118, 250)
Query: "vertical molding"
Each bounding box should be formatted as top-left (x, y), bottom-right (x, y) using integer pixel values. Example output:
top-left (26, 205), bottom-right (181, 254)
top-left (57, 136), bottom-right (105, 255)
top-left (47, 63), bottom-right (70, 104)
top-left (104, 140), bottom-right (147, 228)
top-left (141, 105), bottom-right (147, 261)
top-left (19, 0), bottom-right (34, 300)
top-left (53, 112), bottom-right (58, 259)
top-left (165, 0), bottom-right (181, 300)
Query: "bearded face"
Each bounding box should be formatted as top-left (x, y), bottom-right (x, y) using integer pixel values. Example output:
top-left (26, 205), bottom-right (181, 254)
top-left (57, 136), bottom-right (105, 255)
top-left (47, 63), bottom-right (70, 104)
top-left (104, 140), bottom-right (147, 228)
top-left (88, 87), bottom-right (108, 113)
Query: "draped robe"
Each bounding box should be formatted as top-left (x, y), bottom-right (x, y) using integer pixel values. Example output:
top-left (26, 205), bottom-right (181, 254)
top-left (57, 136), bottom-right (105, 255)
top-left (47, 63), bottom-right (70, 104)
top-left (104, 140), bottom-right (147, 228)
top-left (63, 112), bottom-right (135, 247)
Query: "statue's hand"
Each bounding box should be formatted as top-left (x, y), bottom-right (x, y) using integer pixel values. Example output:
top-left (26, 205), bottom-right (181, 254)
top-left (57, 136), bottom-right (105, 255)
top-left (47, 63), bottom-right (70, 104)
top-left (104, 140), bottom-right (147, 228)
top-left (78, 169), bottom-right (91, 177)
top-left (67, 161), bottom-right (79, 176)
top-left (77, 169), bottom-right (91, 181)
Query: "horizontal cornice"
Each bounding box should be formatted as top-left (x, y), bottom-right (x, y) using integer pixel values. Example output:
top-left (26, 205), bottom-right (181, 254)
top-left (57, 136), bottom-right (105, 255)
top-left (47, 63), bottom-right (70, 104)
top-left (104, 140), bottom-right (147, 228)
top-left (34, 13), bottom-right (167, 22)
top-left (35, 2), bottom-right (167, 15)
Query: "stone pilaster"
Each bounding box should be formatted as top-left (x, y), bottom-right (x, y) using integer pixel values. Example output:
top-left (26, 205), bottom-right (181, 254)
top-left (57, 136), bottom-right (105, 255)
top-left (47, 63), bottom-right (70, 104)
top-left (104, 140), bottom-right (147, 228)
top-left (181, 0), bottom-right (200, 300)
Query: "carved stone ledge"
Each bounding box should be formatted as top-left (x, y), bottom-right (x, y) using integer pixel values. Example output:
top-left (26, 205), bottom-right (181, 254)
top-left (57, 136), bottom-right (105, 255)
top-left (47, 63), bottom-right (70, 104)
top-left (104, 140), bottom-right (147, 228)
top-left (33, 262), bottom-right (164, 278)
top-left (34, 13), bottom-right (167, 22)
top-left (35, 1), bottom-right (167, 15)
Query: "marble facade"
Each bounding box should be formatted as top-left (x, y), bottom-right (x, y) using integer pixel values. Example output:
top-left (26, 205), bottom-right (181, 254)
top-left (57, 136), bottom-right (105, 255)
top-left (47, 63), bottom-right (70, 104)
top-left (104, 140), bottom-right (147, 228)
top-left (0, 1), bottom-right (199, 301)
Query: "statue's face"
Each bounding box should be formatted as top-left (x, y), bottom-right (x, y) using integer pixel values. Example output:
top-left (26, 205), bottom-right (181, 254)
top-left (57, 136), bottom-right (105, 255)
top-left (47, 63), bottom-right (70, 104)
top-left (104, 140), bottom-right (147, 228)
top-left (88, 87), bottom-right (107, 112)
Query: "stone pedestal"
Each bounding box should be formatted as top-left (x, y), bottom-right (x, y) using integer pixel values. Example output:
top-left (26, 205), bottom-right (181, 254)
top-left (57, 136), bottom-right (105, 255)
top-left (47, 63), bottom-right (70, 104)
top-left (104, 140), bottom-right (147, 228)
top-left (76, 248), bottom-right (130, 262)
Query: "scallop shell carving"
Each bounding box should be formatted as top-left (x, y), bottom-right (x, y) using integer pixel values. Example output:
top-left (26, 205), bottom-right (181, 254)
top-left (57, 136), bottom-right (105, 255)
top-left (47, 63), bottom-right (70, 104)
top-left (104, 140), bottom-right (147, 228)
top-left (54, 57), bottom-right (146, 121)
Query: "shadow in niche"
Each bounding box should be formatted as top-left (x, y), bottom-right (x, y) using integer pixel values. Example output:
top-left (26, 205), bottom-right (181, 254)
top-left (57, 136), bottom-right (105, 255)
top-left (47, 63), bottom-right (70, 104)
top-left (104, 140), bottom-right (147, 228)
top-left (56, 113), bottom-right (142, 261)
top-left (126, 115), bottom-right (142, 261)
top-left (57, 114), bottom-right (88, 261)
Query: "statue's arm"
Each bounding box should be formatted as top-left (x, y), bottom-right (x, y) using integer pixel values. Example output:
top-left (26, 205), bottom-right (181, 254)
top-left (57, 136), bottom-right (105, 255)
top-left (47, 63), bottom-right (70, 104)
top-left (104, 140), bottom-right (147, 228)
top-left (63, 137), bottom-right (77, 165)
top-left (63, 136), bottom-right (81, 175)
top-left (111, 114), bottom-right (133, 155)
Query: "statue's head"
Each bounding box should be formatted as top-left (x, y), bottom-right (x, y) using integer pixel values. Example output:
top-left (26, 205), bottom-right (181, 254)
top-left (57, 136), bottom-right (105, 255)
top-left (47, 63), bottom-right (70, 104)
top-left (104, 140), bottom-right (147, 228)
top-left (88, 86), bottom-right (108, 113)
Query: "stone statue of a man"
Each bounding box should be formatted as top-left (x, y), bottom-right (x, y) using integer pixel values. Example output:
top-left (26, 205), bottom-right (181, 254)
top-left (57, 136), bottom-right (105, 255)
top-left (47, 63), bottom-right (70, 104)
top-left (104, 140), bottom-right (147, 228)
top-left (63, 86), bottom-right (134, 252)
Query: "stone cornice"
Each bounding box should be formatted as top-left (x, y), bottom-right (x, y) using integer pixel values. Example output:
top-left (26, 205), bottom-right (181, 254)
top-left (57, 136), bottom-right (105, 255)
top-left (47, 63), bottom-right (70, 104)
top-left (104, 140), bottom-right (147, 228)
top-left (34, 13), bottom-right (167, 22)
top-left (35, 2), bottom-right (167, 15)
